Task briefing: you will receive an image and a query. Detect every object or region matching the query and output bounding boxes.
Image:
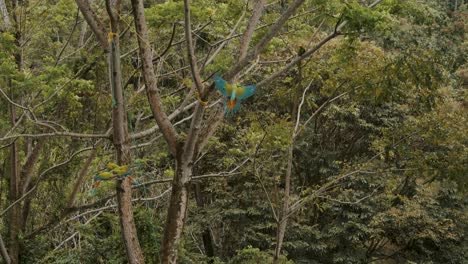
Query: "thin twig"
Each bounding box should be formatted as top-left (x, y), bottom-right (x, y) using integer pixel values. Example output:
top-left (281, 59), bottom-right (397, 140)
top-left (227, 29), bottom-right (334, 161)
top-left (0, 131), bottom-right (110, 141)
top-left (192, 158), bottom-right (250, 180)
top-left (184, 0), bottom-right (204, 94)
top-left (317, 186), bottom-right (381, 205)
top-left (54, 211), bottom-right (103, 250)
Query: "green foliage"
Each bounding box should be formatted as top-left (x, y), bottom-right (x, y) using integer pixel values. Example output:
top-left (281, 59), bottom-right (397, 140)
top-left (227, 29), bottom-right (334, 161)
top-left (0, 0), bottom-right (466, 263)
top-left (229, 246), bottom-right (292, 264)
top-left (343, 1), bottom-right (390, 33)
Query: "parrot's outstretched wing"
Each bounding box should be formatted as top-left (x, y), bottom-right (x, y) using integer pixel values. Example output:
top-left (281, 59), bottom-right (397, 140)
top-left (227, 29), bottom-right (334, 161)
top-left (214, 75), bottom-right (229, 97)
top-left (237, 85), bottom-right (256, 100)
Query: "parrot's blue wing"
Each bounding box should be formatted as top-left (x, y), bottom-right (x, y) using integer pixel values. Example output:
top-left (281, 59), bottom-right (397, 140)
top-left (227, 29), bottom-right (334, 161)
top-left (214, 75), bottom-right (229, 97)
top-left (237, 85), bottom-right (256, 100)
top-left (94, 175), bottom-right (112, 181)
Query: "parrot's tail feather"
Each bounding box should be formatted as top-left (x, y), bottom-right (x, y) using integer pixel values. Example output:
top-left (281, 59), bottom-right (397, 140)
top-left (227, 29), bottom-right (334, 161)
top-left (224, 102), bottom-right (241, 117)
top-left (226, 99), bottom-right (237, 110)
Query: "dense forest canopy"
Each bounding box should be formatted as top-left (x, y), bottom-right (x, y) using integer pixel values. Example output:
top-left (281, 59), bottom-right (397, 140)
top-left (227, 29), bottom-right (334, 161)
top-left (0, 0), bottom-right (466, 263)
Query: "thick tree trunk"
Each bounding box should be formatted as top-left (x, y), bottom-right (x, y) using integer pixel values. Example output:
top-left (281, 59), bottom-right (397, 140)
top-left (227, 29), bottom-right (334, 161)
top-left (108, 20), bottom-right (145, 263)
top-left (160, 103), bottom-right (205, 263)
top-left (159, 2), bottom-right (210, 258)
top-left (130, 0), bottom-right (193, 261)
top-left (160, 158), bottom-right (191, 263)
top-left (8, 101), bottom-right (20, 264)
top-left (0, 0), bottom-right (11, 29)
top-left (75, 0), bottom-right (145, 260)
top-left (194, 183), bottom-right (215, 260)
top-left (131, 0), bottom-right (309, 261)
top-left (7, 4), bottom-right (22, 260)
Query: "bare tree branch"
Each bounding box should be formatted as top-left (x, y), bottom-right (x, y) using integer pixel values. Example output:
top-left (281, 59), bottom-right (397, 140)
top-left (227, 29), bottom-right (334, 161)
top-left (184, 0), bottom-right (204, 94)
top-left (317, 186), bottom-right (381, 205)
top-left (284, 170), bottom-right (378, 221)
top-left (225, 0), bottom-right (306, 80)
top-left (257, 31), bottom-right (338, 88)
top-left (55, 9), bottom-right (80, 65)
top-left (54, 211), bottom-right (103, 250)
top-left (238, 0), bottom-right (266, 62)
top-left (67, 149), bottom-right (97, 207)
top-left (0, 131), bottom-right (110, 141)
top-left (192, 158), bottom-right (250, 180)
top-left (75, 0), bottom-right (109, 50)
top-left (258, 0), bottom-right (386, 88)
top-left (294, 81), bottom-right (313, 135)
top-left (210, 8), bottom-right (319, 48)
top-left (20, 139), bottom-right (44, 194)
top-left (297, 92), bottom-right (348, 136)
top-left (0, 234), bottom-right (10, 264)
top-left (65, 188), bottom-right (173, 224)
top-left (0, 86), bottom-right (30, 111)
top-left (131, 0), bottom-right (179, 156)
top-left (130, 100), bottom-right (197, 140)
top-left (203, 10), bottom-right (246, 68)
top-left (0, 0), bottom-right (11, 29)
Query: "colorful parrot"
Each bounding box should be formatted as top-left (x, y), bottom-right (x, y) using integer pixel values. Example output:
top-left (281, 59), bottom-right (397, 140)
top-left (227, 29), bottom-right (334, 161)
top-left (92, 164), bottom-right (132, 189)
top-left (94, 171), bottom-right (114, 181)
top-left (214, 75), bottom-right (256, 115)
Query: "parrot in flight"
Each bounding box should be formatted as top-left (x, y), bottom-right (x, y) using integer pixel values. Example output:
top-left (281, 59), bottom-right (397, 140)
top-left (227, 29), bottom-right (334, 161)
top-left (214, 75), bottom-right (256, 115)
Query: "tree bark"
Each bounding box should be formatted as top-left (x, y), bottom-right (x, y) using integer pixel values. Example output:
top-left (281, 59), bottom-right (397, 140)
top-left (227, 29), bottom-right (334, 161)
top-left (8, 6), bottom-right (23, 259)
top-left (130, 0), bottom-right (178, 156)
top-left (78, 12), bottom-right (88, 47)
top-left (0, 0), bottom-right (11, 29)
top-left (107, 3), bottom-right (145, 262)
top-left (159, 104), bottom-right (205, 263)
top-left (8, 97), bottom-right (20, 264)
top-left (17, 140), bottom-right (43, 232)
top-left (0, 235), bottom-right (11, 264)
top-left (110, 34), bottom-right (145, 264)
top-left (133, 0), bottom-right (308, 261)
top-left (194, 183), bottom-right (215, 260)
top-left (130, 1), bottom-right (198, 261)
top-left (273, 142), bottom-right (293, 263)
top-left (183, 0), bottom-right (204, 94)
top-left (225, 0), bottom-right (306, 80)
top-left (75, 0), bottom-right (108, 50)
top-left (238, 0), bottom-right (266, 62)
top-left (160, 157), bottom-right (191, 264)
top-left (74, 1), bottom-right (145, 262)
top-left (67, 149), bottom-right (96, 207)
top-left (20, 140), bottom-right (43, 195)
